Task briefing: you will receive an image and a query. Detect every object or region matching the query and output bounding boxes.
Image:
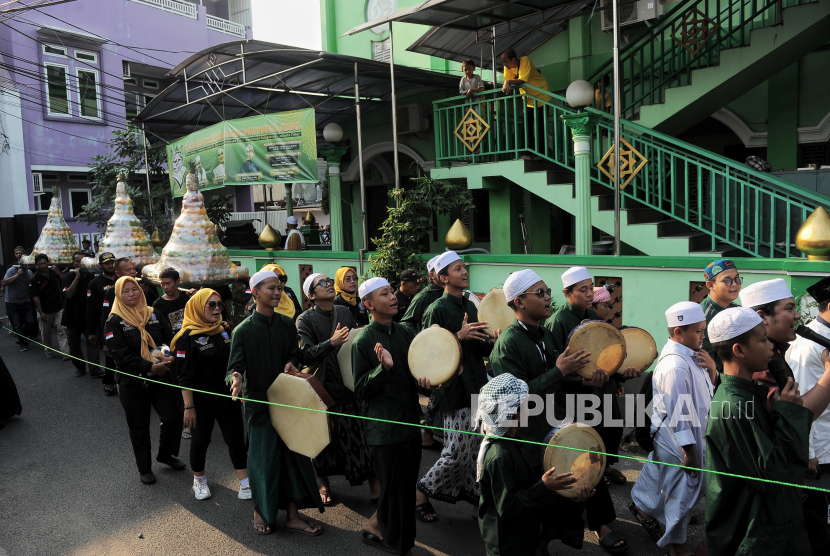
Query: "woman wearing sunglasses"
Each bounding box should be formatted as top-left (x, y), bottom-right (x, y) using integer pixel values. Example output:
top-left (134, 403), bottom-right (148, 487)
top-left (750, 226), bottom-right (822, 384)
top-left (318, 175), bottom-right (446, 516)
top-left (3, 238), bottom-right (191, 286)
top-left (334, 267), bottom-right (370, 326)
top-left (171, 289), bottom-right (249, 501)
top-left (243, 264), bottom-right (303, 322)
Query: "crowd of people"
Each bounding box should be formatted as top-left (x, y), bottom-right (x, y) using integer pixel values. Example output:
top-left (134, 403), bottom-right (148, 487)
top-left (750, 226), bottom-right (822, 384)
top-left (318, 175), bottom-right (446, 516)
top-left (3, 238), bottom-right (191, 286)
top-left (4, 244), bottom-right (830, 556)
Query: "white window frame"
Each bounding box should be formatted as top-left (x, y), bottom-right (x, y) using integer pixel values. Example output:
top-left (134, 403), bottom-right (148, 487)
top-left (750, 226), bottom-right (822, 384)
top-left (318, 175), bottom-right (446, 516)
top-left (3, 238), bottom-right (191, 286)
top-left (44, 62), bottom-right (71, 117)
top-left (42, 44), bottom-right (67, 57)
top-left (68, 188), bottom-right (91, 218)
top-left (76, 67), bottom-right (102, 120)
top-left (74, 50), bottom-right (98, 64)
top-left (123, 77), bottom-right (137, 86)
top-left (41, 172), bottom-right (60, 182)
top-left (142, 79), bottom-right (159, 90)
top-left (143, 93), bottom-right (156, 107)
top-left (125, 91), bottom-right (140, 119)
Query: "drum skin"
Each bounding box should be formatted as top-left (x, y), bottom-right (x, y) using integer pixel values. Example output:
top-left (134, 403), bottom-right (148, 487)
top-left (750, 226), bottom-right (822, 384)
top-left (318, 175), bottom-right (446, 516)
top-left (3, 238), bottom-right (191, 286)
top-left (408, 325), bottom-right (463, 385)
top-left (540, 422), bottom-right (607, 498)
top-left (337, 326), bottom-right (364, 392)
top-left (619, 327), bottom-right (658, 372)
top-left (267, 372), bottom-right (334, 458)
top-left (566, 320), bottom-right (626, 379)
top-left (478, 288), bottom-right (514, 338)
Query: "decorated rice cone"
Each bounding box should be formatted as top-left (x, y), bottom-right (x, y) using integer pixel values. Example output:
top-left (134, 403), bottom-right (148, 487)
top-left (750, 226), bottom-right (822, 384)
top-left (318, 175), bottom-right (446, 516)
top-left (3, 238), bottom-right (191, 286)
top-left (21, 191), bottom-right (77, 264)
top-left (81, 180), bottom-right (159, 270)
top-left (142, 165), bottom-right (248, 285)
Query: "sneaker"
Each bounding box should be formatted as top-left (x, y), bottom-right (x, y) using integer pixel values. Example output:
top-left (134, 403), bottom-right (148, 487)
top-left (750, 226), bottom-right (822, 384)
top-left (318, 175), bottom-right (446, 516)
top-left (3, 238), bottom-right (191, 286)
top-left (238, 485), bottom-right (252, 500)
top-left (193, 476), bottom-right (211, 500)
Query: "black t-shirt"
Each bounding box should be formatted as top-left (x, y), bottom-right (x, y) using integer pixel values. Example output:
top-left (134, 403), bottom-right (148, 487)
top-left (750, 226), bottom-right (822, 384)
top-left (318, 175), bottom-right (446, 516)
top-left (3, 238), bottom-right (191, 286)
top-left (153, 293), bottom-right (191, 332)
top-left (86, 274), bottom-right (116, 335)
top-left (29, 270), bottom-right (63, 314)
top-left (61, 270), bottom-right (94, 329)
top-left (394, 290), bottom-right (413, 323)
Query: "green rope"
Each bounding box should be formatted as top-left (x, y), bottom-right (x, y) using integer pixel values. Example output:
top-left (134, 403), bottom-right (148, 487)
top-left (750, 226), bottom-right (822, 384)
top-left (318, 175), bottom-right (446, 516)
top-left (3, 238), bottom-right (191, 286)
top-left (5, 324), bottom-right (830, 494)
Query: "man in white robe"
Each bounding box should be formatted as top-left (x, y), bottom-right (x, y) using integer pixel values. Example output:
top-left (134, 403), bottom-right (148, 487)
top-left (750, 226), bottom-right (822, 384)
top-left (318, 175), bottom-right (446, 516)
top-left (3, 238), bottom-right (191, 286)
top-left (630, 301), bottom-right (716, 556)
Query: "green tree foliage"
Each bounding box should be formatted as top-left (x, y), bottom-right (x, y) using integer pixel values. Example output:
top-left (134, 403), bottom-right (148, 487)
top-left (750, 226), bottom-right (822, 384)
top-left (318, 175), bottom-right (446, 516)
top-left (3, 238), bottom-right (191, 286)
top-left (77, 129), bottom-right (172, 238)
top-left (368, 175), bottom-right (474, 287)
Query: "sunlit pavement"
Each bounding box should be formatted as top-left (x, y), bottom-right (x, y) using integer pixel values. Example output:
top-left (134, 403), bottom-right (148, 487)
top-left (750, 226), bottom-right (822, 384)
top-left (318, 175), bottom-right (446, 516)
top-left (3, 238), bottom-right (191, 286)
top-left (0, 310), bottom-right (700, 555)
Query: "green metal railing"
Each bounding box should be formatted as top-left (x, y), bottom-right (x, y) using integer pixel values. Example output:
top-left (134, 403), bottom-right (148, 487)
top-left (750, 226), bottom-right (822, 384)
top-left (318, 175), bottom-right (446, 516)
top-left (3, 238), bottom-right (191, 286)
top-left (433, 85), bottom-right (829, 258)
top-left (589, 0), bottom-right (814, 119)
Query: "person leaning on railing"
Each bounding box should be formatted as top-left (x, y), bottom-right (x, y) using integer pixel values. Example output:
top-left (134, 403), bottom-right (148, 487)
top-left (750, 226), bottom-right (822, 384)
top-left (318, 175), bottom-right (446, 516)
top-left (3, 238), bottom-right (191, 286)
top-left (501, 48), bottom-right (551, 160)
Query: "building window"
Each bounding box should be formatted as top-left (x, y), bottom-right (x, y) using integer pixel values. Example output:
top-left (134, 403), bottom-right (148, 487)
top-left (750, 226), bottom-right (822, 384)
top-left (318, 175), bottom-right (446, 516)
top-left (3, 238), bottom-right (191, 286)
top-left (372, 38), bottom-right (391, 62)
top-left (45, 63), bottom-right (70, 116)
top-left (144, 93), bottom-right (156, 107)
top-left (40, 172), bottom-right (60, 181)
top-left (77, 68), bottom-right (101, 119)
top-left (125, 92), bottom-right (139, 119)
top-left (143, 79), bottom-right (159, 90)
top-left (74, 50), bottom-right (98, 64)
top-left (67, 173), bottom-right (88, 182)
top-left (123, 77), bottom-right (137, 86)
top-left (69, 189), bottom-right (91, 218)
top-left (37, 191), bottom-right (54, 211)
top-left (43, 44), bottom-right (67, 57)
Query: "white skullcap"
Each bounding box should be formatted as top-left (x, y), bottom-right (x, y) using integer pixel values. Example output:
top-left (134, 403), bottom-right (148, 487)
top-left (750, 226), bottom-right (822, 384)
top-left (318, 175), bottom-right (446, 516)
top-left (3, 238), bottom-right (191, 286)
top-left (665, 301), bottom-right (705, 327)
top-left (286, 215), bottom-right (299, 225)
top-left (359, 277), bottom-right (390, 300)
top-left (503, 269), bottom-right (543, 302)
top-left (739, 278), bottom-right (793, 309)
top-left (427, 255), bottom-right (439, 273)
top-left (708, 307), bottom-right (763, 343)
top-left (561, 266), bottom-right (592, 289)
top-left (303, 273), bottom-right (324, 296)
top-left (250, 270), bottom-right (279, 290)
top-left (434, 251), bottom-right (461, 274)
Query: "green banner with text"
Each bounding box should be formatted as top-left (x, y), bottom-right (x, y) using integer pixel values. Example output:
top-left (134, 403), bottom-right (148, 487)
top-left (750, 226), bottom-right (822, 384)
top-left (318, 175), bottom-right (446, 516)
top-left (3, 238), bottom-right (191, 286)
top-left (166, 108), bottom-right (318, 198)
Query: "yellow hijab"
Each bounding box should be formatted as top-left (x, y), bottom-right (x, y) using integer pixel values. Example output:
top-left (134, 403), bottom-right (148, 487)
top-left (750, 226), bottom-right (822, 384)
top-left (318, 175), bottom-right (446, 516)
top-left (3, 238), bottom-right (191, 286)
top-left (334, 267), bottom-right (358, 306)
top-left (170, 289), bottom-right (228, 351)
top-left (261, 263), bottom-right (296, 319)
top-left (110, 276), bottom-right (156, 362)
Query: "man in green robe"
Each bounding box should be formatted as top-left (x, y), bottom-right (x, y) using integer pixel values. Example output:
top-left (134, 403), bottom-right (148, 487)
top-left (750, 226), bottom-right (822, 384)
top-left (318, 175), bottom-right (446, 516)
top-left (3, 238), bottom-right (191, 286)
top-left (704, 306), bottom-right (830, 554)
top-left (227, 270), bottom-right (323, 536)
top-left (700, 259), bottom-right (741, 373)
top-left (490, 268), bottom-right (592, 549)
top-left (416, 251), bottom-right (493, 522)
top-left (351, 277), bottom-right (438, 555)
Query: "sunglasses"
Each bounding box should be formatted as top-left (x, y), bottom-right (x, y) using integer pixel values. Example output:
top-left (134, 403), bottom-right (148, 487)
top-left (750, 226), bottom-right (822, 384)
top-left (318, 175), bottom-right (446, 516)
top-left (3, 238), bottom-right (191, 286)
top-left (518, 288), bottom-right (552, 299)
top-left (205, 301), bottom-right (222, 309)
top-left (314, 278), bottom-right (335, 289)
top-left (715, 276), bottom-right (742, 287)
top-left (276, 274), bottom-right (288, 283)
top-left (343, 275), bottom-right (358, 283)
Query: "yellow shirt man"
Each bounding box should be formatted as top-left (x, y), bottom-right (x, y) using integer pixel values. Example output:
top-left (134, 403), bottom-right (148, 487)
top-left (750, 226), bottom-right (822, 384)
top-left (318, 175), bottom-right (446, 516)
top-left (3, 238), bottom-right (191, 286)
top-left (503, 56), bottom-right (551, 108)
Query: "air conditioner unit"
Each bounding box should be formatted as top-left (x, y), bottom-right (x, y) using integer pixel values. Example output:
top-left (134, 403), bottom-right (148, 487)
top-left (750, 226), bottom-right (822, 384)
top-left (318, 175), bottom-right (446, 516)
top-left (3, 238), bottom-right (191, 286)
top-left (32, 172), bottom-right (43, 194)
top-left (602, 0), bottom-right (664, 31)
top-left (122, 60), bottom-right (131, 78)
top-left (396, 104), bottom-right (430, 135)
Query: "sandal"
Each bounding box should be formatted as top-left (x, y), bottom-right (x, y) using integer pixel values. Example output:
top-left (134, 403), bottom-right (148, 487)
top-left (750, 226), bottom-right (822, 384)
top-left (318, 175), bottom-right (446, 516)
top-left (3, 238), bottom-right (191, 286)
top-left (597, 530), bottom-right (629, 555)
top-left (181, 429), bottom-right (192, 440)
top-left (605, 467), bottom-right (627, 485)
top-left (415, 501), bottom-right (439, 523)
top-left (252, 518), bottom-right (273, 535)
top-left (362, 531), bottom-right (397, 553)
top-left (103, 384), bottom-right (117, 396)
top-left (319, 488), bottom-right (333, 506)
top-left (629, 501), bottom-right (663, 544)
top-left (286, 520), bottom-right (323, 537)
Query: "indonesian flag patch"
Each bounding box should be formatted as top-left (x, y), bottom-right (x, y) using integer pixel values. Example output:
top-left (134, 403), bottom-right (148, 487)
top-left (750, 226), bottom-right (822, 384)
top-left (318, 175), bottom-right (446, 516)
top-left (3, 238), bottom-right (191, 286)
top-left (103, 300), bottom-right (109, 307)
top-left (105, 332), bottom-right (114, 340)
top-left (87, 290), bottom-right (92, 297)
top-left (176, 351), bottom-right (186, 358)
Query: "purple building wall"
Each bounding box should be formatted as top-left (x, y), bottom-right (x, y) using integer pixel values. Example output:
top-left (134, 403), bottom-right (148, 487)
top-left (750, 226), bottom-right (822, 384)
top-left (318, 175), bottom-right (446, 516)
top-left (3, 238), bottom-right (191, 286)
top-left (0, 0), bottom-right (252, 243)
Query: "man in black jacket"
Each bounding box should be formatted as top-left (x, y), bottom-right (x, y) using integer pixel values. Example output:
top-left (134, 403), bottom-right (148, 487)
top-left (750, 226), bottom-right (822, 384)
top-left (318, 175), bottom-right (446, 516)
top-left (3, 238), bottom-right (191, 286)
top-left (86, 252), bottom-right (117, 394)
top-left (62, 251), bottom-right (101, 377)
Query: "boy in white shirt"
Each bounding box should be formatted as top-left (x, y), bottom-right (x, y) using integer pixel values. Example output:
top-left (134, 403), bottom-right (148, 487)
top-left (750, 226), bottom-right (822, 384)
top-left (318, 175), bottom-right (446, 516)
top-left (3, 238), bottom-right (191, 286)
top-left (629, 301), bottom-right (716, 556)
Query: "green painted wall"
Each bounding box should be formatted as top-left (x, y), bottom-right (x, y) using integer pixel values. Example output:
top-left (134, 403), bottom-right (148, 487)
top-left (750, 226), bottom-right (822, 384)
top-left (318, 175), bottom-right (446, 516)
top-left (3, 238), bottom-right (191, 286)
top-left (768, 63), bottom-right (800, 170)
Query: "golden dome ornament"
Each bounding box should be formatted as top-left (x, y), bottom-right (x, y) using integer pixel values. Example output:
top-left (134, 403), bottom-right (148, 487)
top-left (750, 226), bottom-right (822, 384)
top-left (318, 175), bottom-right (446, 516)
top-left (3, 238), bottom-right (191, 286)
top-left (259, 223), bottom-right (282, 251)
top-left (303, 210), bottom-right (316, 225)
top-left (445, 218), bottom-right (473, 250)
top-left (150, 228), bottom-right (166, 250)
top-left (796, 206), bottom-right (830, 260)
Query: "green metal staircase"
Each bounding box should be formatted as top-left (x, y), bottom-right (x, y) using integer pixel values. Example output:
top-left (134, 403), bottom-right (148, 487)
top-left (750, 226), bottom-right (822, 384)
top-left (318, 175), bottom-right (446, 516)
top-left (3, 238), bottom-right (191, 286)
top-left (589, 0), bottom-right (830, 134)
top-left (431, 86), bottom-right (830, 258)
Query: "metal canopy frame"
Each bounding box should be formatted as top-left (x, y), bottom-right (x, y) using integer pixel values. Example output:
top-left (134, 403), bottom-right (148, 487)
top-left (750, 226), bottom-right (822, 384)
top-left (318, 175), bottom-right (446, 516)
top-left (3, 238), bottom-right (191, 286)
top-left (136, 40), bottom-right (459, 140)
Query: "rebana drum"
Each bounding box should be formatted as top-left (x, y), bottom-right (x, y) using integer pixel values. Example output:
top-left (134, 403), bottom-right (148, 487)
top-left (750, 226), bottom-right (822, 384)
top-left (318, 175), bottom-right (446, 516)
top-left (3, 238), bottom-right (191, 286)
top-left (539, 422), bottom-right (606, 498)
top-left (619, 326), bottom-right (658, 372)
top-left (337, 326), bottom-right (365, 392)
top-left (408, 325), bottom-right (463, 385)
top-left (478, 288), bottom-right (514, 338)
top-left (566, 320), bottom-right (626, 379)
top-left (267, 372), bottom-right (335, 458)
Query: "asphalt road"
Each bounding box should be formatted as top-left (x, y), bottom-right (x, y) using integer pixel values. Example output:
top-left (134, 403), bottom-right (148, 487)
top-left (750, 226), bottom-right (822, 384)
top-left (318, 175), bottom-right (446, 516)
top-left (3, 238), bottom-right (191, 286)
top-left (0, 312), bottom-right (704, 556)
